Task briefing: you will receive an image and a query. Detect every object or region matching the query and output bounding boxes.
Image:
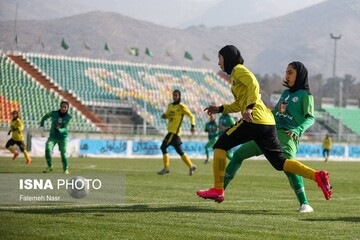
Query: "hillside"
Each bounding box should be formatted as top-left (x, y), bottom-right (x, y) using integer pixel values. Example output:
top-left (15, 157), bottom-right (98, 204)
top-left (184, 0), bottom-right (326, 27)
top-left (0, 0), bottom-right (359, 79)
top-left (0, 0), bottom-right (326, 28)
top-left (0, 0), bottom-right (216, 28)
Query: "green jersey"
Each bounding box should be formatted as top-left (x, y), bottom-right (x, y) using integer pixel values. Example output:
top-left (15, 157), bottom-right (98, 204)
top-left (40, 110), bottom-right (72, 141)
top-left (273, 89), bottom-right (314, 137)
top-left (218, 113), bottom-right (236, 136)
top-left (205, 121), bottom-right (218, 140)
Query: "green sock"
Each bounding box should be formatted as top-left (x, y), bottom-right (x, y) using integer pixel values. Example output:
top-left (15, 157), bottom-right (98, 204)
top-left (224, 141), bottom-right (262, 189)
top-left (285, 172), bottom-right (309, 205)
top-left (224, 161), bottom-right (243, 189)
top-left (205, 148), bottom-right (209, 161)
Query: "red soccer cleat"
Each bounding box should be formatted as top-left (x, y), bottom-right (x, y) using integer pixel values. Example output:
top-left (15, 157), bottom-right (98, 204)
top-left (315, 170), bottom-right (332, 200)
top-left (26, 158), bottom-right (32, 165)
top-left (196, 188), bottom-right (224, 203)
top-left (13, 152), bottom-right (19, 160)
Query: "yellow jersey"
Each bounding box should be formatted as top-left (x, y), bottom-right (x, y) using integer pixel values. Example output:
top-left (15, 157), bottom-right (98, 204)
top-left (163, 102), bottom-right (195, 136)
top-left (10, 118), bottom-right (24, 141)
top-left (323, 137), bottom-right (332, 150)
top-left (223, 64), bottom-right (275, 125)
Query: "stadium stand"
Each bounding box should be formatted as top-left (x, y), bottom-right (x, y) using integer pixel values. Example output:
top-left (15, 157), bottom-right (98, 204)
top-left (21, 53), bottom-right (234, 134)
top-left (2, 52), bottom-right (360, 141)
top-left (322, 106), bottom-right (360, 135)
top-left (0, 53), bottom-right (99, 132)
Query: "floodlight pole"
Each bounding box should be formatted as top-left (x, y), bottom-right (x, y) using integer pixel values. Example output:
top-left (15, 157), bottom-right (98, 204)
top-left (143, 97), bottom-right (147, 136)
top-left (11, 0), bottom-right (19, 55)
top-left (330, 33), bottom-right (342, 141)
top-left (143, 66), bottom-right (150, 136)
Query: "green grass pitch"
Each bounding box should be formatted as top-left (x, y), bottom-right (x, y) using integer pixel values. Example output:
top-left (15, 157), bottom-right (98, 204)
top-left (0, 157), bottom-right (359, 240)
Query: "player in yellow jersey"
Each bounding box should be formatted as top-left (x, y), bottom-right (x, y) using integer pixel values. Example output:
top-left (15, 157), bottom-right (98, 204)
top-left (196, 45), bottom-right (332, 203)
top-left (158, 89), bottom-right (197, 176)
top-left (322, 134), bottom-right (332, 162)
top-left (5, 111), bottom-right (32, 165)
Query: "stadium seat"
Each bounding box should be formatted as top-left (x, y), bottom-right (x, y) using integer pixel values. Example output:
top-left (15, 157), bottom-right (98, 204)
top-left (20, 53), bottom-right (235, 133)
top-left (0, 53), bottom-right (98, 132)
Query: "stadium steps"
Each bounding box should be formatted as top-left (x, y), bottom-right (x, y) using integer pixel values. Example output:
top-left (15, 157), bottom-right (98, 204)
top-left (8, 55), bottom-right (109, 133)
top-left (322, 107), bottom-right (360, 135)
top-left (316, 109), bottom-right (354, 137)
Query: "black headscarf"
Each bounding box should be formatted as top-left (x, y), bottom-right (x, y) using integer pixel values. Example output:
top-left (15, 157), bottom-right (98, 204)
top-left (173, 89), bottom-right (181, 105)
top-left (218, 45), bottom-right (244, 75)
top-left (288, 61), bottom-right (311, 95)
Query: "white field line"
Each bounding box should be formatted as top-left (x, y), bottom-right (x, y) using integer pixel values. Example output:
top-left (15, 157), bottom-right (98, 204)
top-left (1, 196), bottom-right (360, 210)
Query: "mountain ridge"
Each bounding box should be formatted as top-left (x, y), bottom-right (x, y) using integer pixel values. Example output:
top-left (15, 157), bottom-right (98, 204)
top-left (0, 0), bottom-right (359, 80)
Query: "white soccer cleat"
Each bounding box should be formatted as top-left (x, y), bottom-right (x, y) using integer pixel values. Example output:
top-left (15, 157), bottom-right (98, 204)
top-left (299, 204), bottom-right (314, 213)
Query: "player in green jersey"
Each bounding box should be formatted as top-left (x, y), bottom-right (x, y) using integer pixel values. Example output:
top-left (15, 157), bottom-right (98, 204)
top-left (224, 61), bottom-right (315, 212)
top-left (204, 114), bottom-right (219, 163)
top-left (40, 101), bottom-right (72, 174)
top-left (196, 45), bottom-right (332, 204)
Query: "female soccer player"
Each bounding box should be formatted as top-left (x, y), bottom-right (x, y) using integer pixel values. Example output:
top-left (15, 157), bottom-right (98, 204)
top-left (224, 61), bottom-right (316, 212)
top-left (6, 110), bottom-right (32, 165)
top-left (158, 90), bottom-right (197, 176)
top-left (196, 45), bottom-right (332, 203)
top-left (40, 101), bottom-right (72, 174)
top-left (204, 114), bottom-right (219, 163)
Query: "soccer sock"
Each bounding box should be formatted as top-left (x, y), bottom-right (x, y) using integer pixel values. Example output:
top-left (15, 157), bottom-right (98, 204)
top-left (205, 148), bottom-right (209, 161)
top-left (23, 150), bottom-right (30, 160)
top-left (285, 172), bottom-right (309, 205)
top-left (163, 153), bottom-right (170, 169)
top-left (295, 187), bottom-right (309, 205)
top-left (224, 161), bottom-right (243, 190)
top-left (283, 159), bottom-right (316, 181)
top-left (61, 153), bottom-right (69, 171)
top-left (7, 146), bottom-right (16, 154)
top-left (45, 148), bottom-right (53, 168)
top-left (181, 154), bottom-right (192, 168)
top-left (213, 149), bottom-right (227, 189)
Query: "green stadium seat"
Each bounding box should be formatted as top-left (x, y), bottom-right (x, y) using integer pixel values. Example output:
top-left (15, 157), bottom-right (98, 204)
top-left (21, 53), bottom-right (235, 134)
top-left (322, 106), bottom-right (360, 135)
top-left (0, 53), bottom-right (98, 132)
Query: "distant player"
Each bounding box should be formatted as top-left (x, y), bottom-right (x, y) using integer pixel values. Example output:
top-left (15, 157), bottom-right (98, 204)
top-left (322, 134), bottom-right (332, 162)
top-left (158, 89), bottom-right (197, 176)
top-left (5, 110), bottom-right (32, 165)
top-left (204, 114), bottom-right (219, 163)
top-left (40, 101), bottom-right (72, 174)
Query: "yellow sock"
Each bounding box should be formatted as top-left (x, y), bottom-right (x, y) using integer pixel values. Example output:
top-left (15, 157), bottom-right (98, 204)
top-left (23, 150), bottom-right (30, 160)
top-left (181, 154), bottom-right (192, 168)
top-left (213, 149), bottom-right (227, 189)
top-left (7, 146), bottom-right (16, 154)
top-left (283, 159), bottom-right (316, 181)
top-left (163, 153), bottom-right (170, 169)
